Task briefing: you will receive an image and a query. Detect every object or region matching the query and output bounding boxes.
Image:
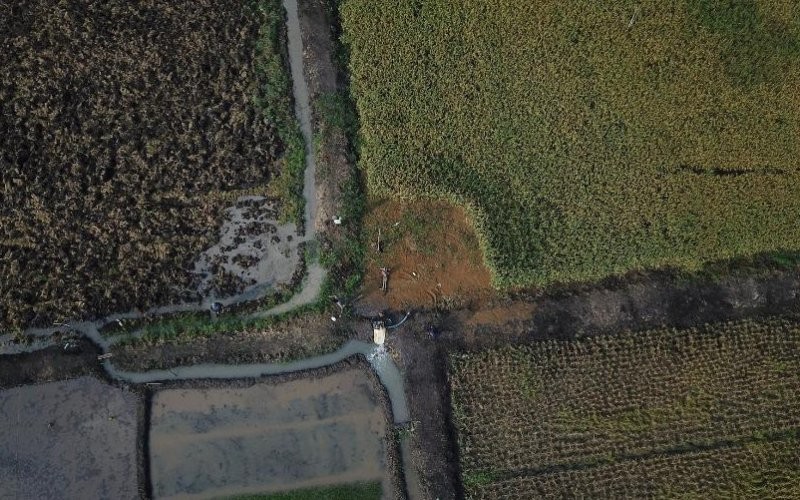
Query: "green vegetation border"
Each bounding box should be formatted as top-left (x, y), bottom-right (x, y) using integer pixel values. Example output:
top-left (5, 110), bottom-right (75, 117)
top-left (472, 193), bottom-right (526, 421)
top-left (227, 481), bottom-right (382, 500)
top-left (310, 0), bottom-right (368, 315)
top-left (252, 0), bottom-right (306, 225)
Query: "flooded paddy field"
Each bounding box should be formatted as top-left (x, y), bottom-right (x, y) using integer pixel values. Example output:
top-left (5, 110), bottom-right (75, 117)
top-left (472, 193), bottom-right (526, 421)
top-left (149, 366), bottom-right (395, 499)
top-left (0, 376), bottom-right (140, 499)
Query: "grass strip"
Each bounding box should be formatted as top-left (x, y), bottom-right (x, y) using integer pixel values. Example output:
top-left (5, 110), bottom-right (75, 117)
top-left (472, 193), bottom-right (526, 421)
top-left (226, 481), bottom-right (382, 500)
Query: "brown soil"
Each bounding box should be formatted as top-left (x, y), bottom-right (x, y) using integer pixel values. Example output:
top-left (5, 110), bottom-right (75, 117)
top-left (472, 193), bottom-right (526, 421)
top-left (297, 0), bottom-right (351, 237)
top-left (0, 339), bottom-right (102, 389)
top-left (391, 332), bottom-right (462, 500)
top-left (357, 200), bottom-right (492, 315)
top-left (465, 302), bottom-right (536, 328)
top-left (298, 0), bottom-right (367, 301)
top-left (446, 270), bottom-right (800, 349)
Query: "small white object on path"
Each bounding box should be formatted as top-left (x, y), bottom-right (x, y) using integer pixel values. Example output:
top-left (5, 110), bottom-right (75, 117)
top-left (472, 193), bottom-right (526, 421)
top-left (628, 7), bottom-right (640, 28)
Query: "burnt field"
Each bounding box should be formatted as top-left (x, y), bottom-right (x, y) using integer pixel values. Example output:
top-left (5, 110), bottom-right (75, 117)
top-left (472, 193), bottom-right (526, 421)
top-left (0, 0), bottom-right (299, 329)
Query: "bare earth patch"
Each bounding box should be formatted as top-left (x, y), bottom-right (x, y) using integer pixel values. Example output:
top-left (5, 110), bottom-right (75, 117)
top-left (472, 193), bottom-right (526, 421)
top-left (0, 376), bottom-right (139, 499)
top-left (358, 200), bottom-right (492, 313)
top-left (149, 368), bottom-right (390, 498)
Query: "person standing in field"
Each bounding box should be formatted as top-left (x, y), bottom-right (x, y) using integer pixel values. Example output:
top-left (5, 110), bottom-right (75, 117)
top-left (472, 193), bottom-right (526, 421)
top-left (380, 266), bottom-right (389, 294)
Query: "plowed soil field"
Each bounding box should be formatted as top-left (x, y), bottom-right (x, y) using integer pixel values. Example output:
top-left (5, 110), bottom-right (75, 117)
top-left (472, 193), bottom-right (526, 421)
top-left (0, 376), bottom-right (139, 499)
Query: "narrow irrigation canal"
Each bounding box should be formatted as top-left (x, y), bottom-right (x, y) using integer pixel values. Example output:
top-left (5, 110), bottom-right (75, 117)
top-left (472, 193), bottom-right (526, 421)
top-left (0, 0), bottom-right (408, 424)
top-left (0, 0), bottom-right (326, 352)
top-left (1, 0), bottom-right (412, 497)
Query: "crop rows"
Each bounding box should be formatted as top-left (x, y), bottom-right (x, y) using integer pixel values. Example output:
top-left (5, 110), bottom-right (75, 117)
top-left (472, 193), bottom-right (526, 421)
top-left (449, 316), bottom-right (800, 497)
top-left (341, 0), bottom-right (800, 288)
top-left (472, 436), bottom-right (800, 499)
top-left (0, 0), bottom-right (299, 329)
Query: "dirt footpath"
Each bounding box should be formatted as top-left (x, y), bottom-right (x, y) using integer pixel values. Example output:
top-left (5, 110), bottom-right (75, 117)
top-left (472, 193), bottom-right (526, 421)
top-left (298, 0), bottom-right (349, 230)
top-left (0, 339), bottom-right (101, 389)
top-left (109, 312), bottom-right (342, 372)
top-left (392, 332), bottom-right (462, 500)
top-left (393, 270), bottom-right (800, 354)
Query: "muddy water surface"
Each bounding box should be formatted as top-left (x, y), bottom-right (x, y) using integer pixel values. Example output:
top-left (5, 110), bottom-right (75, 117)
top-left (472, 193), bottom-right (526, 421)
top-left (0, 377), bottom-right (139, 500)
top-left (149, 368), bottom-right (390, 499)
top-left (193, 196), bottom-right (300, 301)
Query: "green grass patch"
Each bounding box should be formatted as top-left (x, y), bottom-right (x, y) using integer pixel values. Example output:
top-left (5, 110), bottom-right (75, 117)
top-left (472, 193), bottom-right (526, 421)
top-left (317, 92), bottom-right (360, 146)
top-left (226, 481), bottom-right (382, 500)
top-left (253, 0), bottom-right (305, 224)
top-left (314, 86), bottom-right (367, 302)
top-left (113, 300), bottom-right (318, 348)
top-left (770, 250), bottom-right (800, 269)
top-left (342, 0), bottom-right (800, 289)
top-left (463, 470), bottom-right (500, 488)
top-left (318, 170), bottom-right (367, 301)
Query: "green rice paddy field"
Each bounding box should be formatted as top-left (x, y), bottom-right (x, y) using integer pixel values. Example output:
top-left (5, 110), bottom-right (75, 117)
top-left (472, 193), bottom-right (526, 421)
top-left (342, 0), bottom-right (800, 287)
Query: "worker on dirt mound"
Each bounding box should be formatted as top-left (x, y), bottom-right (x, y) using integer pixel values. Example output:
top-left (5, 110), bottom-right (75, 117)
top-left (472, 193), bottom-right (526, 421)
top-left (380, 266), bottom-right (389, 294)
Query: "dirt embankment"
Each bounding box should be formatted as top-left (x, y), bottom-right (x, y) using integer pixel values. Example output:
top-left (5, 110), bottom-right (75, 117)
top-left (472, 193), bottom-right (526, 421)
top-left (0, 339), bottom-right (102, 389)
top-left (391, 332), bottom-right (462, 500)
top-left (109, 313), bottom-right (345, 372)
top-left (297, 0), bottom-right (372, 303)
top-left (438, 270), bottom-right (800, 350)
top-left (298, 0), bottom-right (350, 234)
